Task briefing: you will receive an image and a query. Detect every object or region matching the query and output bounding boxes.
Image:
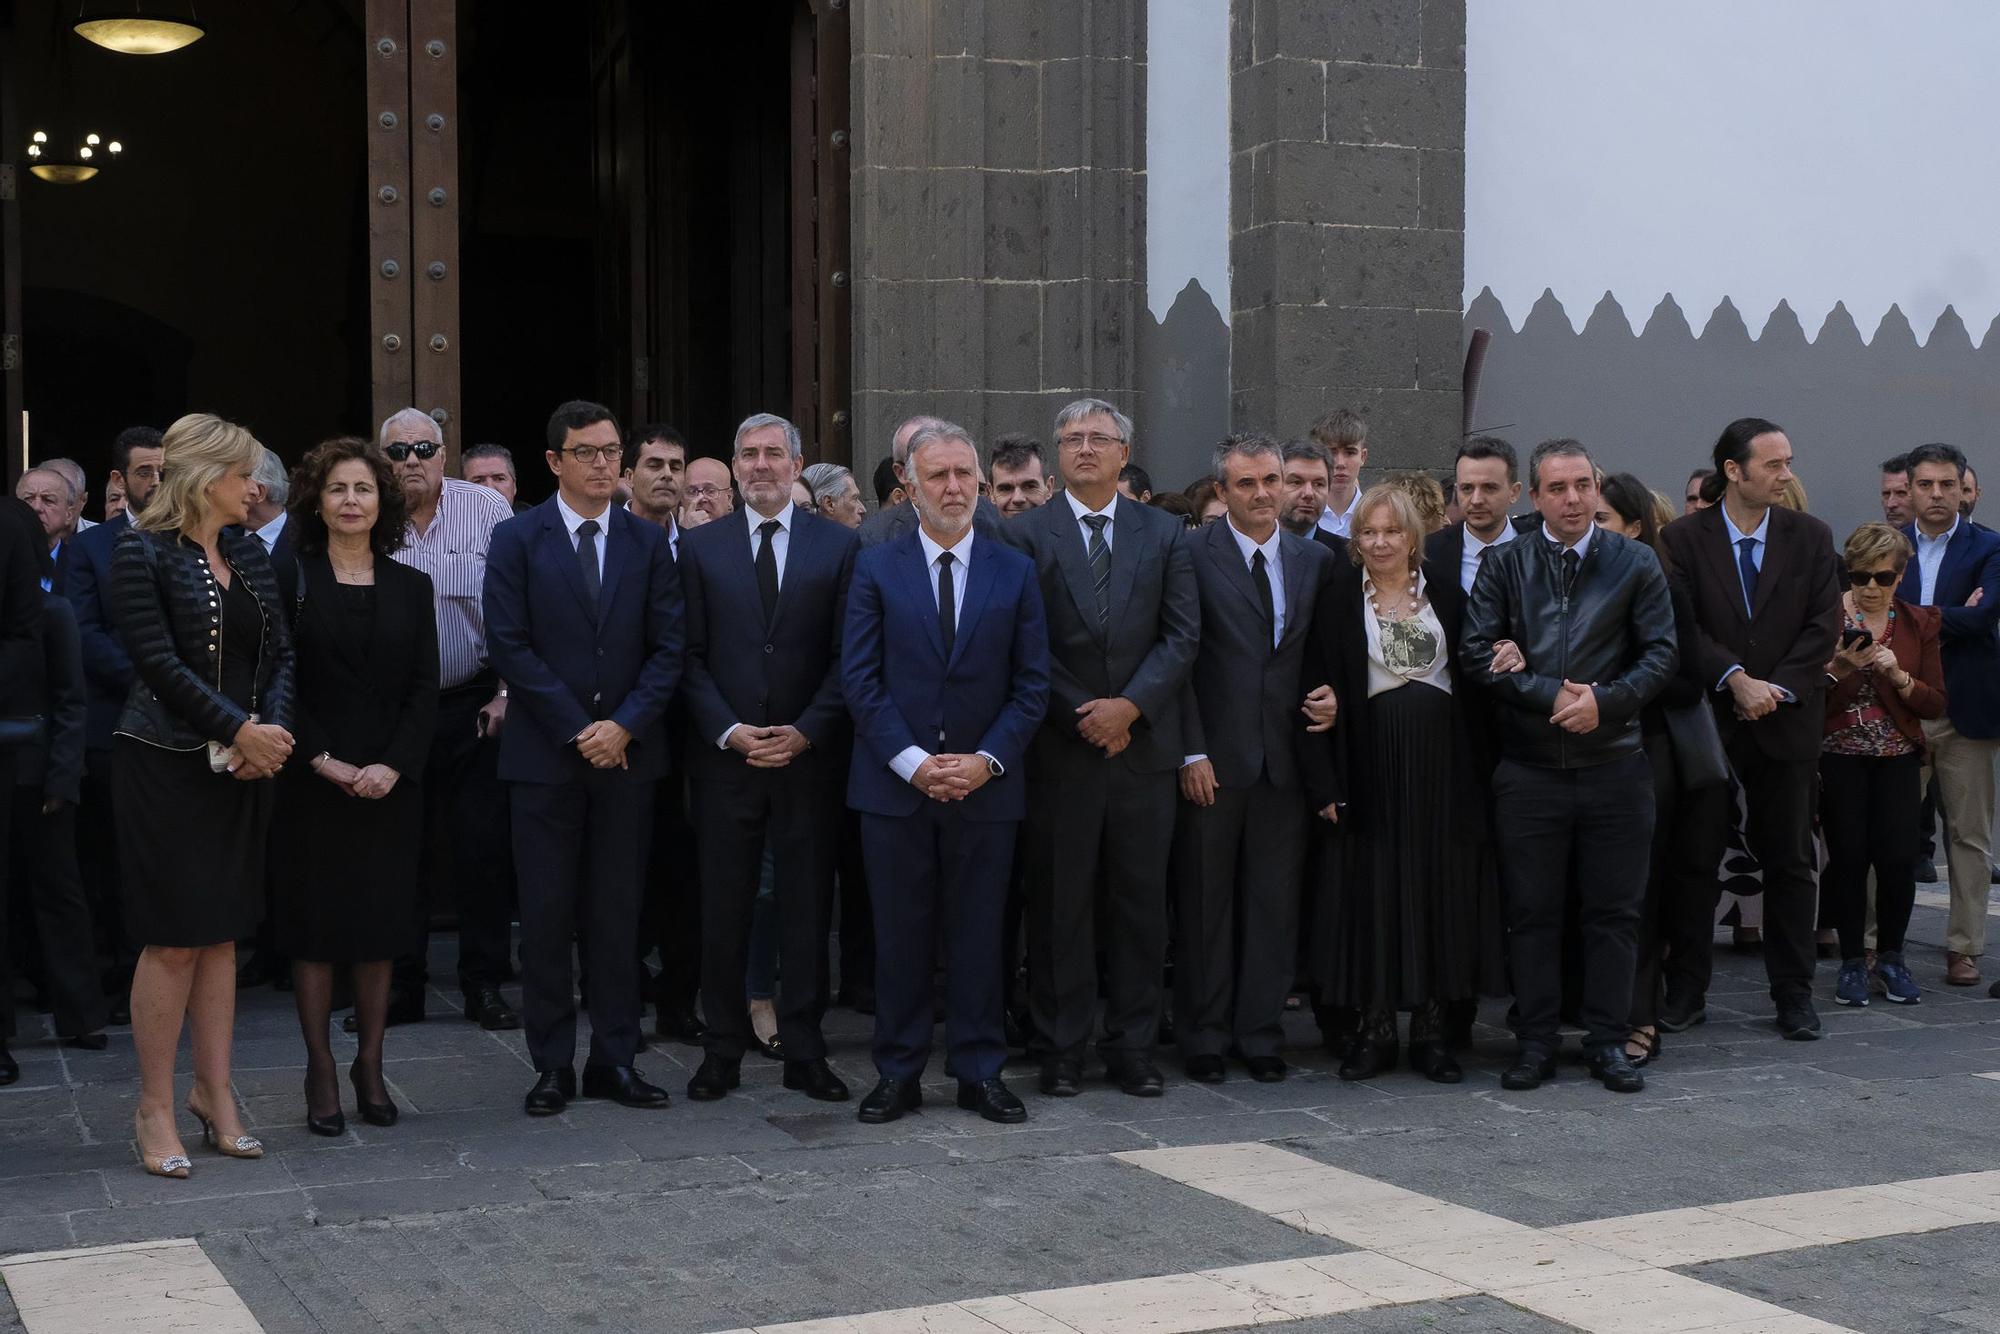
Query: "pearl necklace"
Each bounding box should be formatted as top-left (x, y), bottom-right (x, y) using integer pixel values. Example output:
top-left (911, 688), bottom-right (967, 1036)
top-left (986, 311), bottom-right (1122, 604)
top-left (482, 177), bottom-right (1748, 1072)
top-left (1369, 576), bottom-right (1422, 622)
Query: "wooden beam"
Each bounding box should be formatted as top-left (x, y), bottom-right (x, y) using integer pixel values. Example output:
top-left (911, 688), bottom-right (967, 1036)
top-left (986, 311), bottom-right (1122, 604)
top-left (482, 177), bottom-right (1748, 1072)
top-left (813, 0), bottom-right (853, 467)
top-left (364, 0), bottom-right (414, 434)
top-left (407, 0), bottom-right (461, 466)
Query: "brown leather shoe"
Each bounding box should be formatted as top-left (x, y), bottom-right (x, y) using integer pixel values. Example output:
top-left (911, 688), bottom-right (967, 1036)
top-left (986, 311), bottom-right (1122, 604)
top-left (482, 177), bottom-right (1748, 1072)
top-left (1946, 952), bottom-right (1981, 986)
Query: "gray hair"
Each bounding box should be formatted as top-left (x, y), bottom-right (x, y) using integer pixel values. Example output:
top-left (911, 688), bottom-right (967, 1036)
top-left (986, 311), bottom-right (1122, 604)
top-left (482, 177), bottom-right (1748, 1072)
top-left (1528, 438), bottom-right (1594, 491)
top-left (906, 420), bottom-right (978, 472)
top-left (1054, 398), bottom-right (1134, 445)
top-left (378, 406), bottom-right (443, 449)
top-left (733, 412), bottom-right (803, 460)
top-left (34, 459), bottom-right (82, 504)
top-left (1210, 432), bottom-right (1282, 485)
top-left (18, 466), bottom-right (74, 504)
top-left (801, 461), bottom-right (855, 504)
top-left (891, 414), bottom-right (952, 466)
top-left (463, 442), bottom-right (514, 475)
top-left (253, 445), bottom-right (290, 506)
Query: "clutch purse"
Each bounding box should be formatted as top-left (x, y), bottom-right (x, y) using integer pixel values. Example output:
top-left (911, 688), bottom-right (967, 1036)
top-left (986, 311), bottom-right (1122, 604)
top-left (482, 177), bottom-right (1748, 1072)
top-left (1663, 699), bottom-right (1729, 790)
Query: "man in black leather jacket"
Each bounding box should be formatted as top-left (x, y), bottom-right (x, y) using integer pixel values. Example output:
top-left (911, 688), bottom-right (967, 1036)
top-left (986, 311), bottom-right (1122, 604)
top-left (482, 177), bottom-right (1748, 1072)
top-left (1461, 440), bottom-right (1677, 1094)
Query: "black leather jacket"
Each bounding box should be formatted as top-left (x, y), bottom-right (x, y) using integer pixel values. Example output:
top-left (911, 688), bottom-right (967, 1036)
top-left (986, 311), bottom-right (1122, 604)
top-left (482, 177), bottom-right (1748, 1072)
top-left (1459, 527), bottom-right (1677, 769)
top-left (111, 526), bottom-right (295, 751)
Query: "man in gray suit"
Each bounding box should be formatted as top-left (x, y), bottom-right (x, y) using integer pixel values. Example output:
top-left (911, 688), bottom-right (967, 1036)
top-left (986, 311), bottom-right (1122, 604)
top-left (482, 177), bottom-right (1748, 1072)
top-left (859, 413), bottom-right (1005, 548)
top-left (1174, 433), bottom-right (1335, 1085)
top-left (1002, 399), bottom-right (1199, 1098)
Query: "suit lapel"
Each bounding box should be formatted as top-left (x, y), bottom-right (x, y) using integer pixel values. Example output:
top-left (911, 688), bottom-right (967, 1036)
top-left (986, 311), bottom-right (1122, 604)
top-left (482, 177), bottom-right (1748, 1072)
top-left (1933, 524), bottom-right (1973, 603)
top-left (303, 556), bottom-right (370, 679)
top-left (1898, 524), bottom-right (1922, 602)
top-left (894, 532), bottom-right (948, 663)
top-left (772, 508), bottom-right (815, 634)
top-left (594, 507), bottom-right (632, 628)
top-left (543, 503), bottom-right (595, 617)
top-left (1105, 499), bottom-right (1143, 641)
top-left (1049, 501), bottom-right (1104, 644)
top-left (1749, 509), bottom-right (1789, 620)
top-left (950, 538), bottom-right (999, 670)
top-left (1208, 519), bottom-right (1268, 633)
top-left (1694, 506), bottom-right (1750, 627)
top-left (1276, 534), bottom-right (1309, 650)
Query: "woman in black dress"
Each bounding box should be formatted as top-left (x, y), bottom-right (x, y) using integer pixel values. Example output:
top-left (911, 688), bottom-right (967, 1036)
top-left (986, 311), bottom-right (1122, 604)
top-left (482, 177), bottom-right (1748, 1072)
top-left (1303, 484), bottom-right (1503, 1084)
top-left (112, 414), bottom-right (295, 1177)
top-left (274, 437), bottom-right (437, 1134)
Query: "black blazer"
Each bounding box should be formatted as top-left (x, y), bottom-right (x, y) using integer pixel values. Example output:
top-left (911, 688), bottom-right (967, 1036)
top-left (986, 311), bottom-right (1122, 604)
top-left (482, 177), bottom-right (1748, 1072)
top-left (15, 594), bottom-right (86, 803)
top-left (284, 554), bottom-right (439, 776)
top-left (1659, 504), bottom-right (1841, 762)
top-left (0, 498), bottom-right (42, 728)
top-left (676, 504), bottom-right (859, 782)
top-left (1001, 494), bottom-right (1200, 775)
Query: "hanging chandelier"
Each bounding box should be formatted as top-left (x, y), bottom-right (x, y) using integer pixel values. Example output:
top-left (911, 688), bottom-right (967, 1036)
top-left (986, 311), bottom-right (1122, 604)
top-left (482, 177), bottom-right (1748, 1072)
top-left (73, 2), bottom-right (205, 55)
top-left (25, 129), bottom-right (123, 185)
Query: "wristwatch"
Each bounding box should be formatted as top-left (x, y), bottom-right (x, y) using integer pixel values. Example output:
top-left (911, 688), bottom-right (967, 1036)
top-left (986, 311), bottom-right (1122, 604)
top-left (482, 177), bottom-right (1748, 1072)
top-left (986, 755), bottom-right (1005, 778)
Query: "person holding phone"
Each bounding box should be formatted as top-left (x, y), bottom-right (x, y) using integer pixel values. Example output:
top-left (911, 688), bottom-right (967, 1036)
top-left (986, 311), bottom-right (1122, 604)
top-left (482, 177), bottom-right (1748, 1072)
top-left (1821, 523), bottom-right (1945, 1009)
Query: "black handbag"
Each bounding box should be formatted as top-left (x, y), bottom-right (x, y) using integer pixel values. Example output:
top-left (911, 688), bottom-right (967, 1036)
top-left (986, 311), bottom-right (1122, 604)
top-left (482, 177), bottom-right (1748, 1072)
top-left (1663, 699), bottom-right (1729, 790)
top-left (0, 715), bottom-right (47, 751)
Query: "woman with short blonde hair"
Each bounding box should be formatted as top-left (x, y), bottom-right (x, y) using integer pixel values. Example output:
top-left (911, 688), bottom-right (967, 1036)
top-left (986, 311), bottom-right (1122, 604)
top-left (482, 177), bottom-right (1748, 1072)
top-left (112, 412), bottom-right (296, 1178)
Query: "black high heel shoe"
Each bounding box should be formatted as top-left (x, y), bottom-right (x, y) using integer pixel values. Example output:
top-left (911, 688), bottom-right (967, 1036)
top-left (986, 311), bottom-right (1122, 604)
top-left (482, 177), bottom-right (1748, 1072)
top-left (305, 1075), bottom-right (346, 1137)
top-left (350, 1066), bottom-right (399, 1127)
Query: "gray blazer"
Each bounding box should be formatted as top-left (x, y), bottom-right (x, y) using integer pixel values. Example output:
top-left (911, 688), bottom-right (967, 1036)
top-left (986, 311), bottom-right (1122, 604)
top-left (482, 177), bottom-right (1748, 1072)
top-left (857, 495), bottom-right (1006, 548)
top-left (1179, 518), bottom-right (1333, 790)
top-left (1000, 494), bottom-right (1200, 775)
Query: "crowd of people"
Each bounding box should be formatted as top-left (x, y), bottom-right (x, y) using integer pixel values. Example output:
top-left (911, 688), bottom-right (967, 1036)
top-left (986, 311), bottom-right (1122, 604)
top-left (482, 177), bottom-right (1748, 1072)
top-left (2, 395), bottom-right (1996, 1179)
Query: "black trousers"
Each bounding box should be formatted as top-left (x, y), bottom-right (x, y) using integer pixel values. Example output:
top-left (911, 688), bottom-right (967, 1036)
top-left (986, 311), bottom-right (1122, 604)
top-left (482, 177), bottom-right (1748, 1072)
top-left (640, 772), bottom-right (700, 1015)
top-left (1493, 753), bottom-right (1653, 1050)
top-left (1171, 777), bottom-right (1306, 1059)
top-left (1025, 761), bottom-right (1174, 1059)
top-left (1820, 751), bottom-right (1922, 960)
top-left (76, 750), bottom-right (133, 989)
top-left (835, 808), bottom-right (873, 997)
top-left (4, 791), bottom-right (106, 1039)
top-left (395, 680), bottom-right (517, 995)
top-left (693, 770), bottom-right (840, 1062)
top-left (511, 772), bottom-right (654, 1071)
top-left (1630, 736), bottom-right (1727, 1028)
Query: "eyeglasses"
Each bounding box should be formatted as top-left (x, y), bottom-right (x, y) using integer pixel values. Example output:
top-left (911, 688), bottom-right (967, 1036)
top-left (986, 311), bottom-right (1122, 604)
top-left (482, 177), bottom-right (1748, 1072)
top-left (684, 483), bottom-right (728, 499)
top-left (1846, 569), bottom-right (1900, 588)
top-left (384, 440), bottom-right (440, 462)
top-left (1057, 432), bottom-right (1126, 452)
top-left (559, 445), bottom-right (622, 464)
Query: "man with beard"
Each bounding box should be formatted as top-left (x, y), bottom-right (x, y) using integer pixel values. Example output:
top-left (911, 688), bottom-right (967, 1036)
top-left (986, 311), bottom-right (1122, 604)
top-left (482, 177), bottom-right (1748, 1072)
top-left (1429, 436), bottom-right (1527, 597)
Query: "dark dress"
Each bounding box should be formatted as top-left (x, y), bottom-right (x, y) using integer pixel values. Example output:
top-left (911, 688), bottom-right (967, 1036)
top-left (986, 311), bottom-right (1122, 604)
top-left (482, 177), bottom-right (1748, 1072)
top-left (117, 572), bottom-right (275, 948)
top-left (274, 556), bottom-right (438, 963)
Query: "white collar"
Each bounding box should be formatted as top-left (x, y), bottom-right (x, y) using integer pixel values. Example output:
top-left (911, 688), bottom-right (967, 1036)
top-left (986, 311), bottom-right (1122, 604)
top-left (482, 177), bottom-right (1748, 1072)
top-left (1330, 489), bottom-right (1361, 523)
top-left (555, 492), bottom-right (613, 537)
top-left (1064, 490), bottom-right (1118, 525)
top-left (1722, 505), bottom-right (1771, 547)
top-left (1916, 515), bottom-right (1960, 546)
top-left (1225, 516), bottom-right (1282, 564)
top-left (254, 511), bottom-right (288, 545)
top-left (747, 500), bottom-right (796, 534)
top-left (1464, 520), bottom-right (1517, 554)
top-left (1542, 522), bottom-right (1594, 559)
top-left (918, 524), bottom-right (974, 568)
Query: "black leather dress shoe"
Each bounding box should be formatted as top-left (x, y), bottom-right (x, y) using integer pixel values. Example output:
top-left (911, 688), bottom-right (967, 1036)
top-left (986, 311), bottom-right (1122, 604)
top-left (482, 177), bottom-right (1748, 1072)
top-left (525, 1067), bottom-right (575, 1116)
top-left (1337, 1039), bottom-right (1397, 1082)
top-left (1586, 1045), bottom-right (1645, 1093)
top-left (1775, 997), bottom-right (1823, 1041)
top-left (1409, 1042), bottom-right (1463, 1084)
top-left (1657, 994), bottom-right (1707, 1033)
top-left (1039, 1058), bottom-right (1083, 1097)
top-left (1501, 1049), bottom-right (1558, 1090)
top-left (687, 1055), bottom-right (741, 1101)
top-left (0, 1043), bottom-right (17, 1086)
top-left (1442, 998), bottom-right (1478, 1049)
top-left (957, 1077), bottom-right (1027, 1123)
top-left (581, 1064), bottom-right (671, 1108)
top-left (62, 1032), bottom-right (109, 1052)
top-left (1242, 1055), bottom-right (1287, 1083)
top-left (1106, 1055), bottom-right (1165, 1097)
top-left (784, 1057), bottom-right (851, 1102)
top-left (1185, 1054), bottom-right (1227, 1084)
top-left (463, 986), bottom-right (520, 1031)
top-left (653, 1007), bottom-right (710, 1045)
top-left (857, 1076), bottom-right (923, 1123)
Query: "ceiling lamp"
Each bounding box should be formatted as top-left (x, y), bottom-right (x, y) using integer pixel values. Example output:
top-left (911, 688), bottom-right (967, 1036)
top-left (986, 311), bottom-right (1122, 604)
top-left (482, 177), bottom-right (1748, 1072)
top-left (73, 3), bottom-right (205, 55)
top-left (26, 128), bottom-right (122, 184)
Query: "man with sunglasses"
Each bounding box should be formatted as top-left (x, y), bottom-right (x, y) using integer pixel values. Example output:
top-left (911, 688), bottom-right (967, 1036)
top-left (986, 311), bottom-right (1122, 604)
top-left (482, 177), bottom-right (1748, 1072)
top-left (380, 407), bottom-right (522, 1033)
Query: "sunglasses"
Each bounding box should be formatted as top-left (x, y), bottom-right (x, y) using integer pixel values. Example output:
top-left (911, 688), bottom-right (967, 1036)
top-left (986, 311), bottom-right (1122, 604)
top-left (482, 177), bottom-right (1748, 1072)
top-left (385, 440), bottom-right (440, 462)
top-left (1846, 569), bottom-right (1900, 588)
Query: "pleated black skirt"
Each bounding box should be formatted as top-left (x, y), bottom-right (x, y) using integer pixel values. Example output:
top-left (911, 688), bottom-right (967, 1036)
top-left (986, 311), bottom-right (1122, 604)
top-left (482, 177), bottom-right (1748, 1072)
top-left (115, 738), bottom-right (274, 949)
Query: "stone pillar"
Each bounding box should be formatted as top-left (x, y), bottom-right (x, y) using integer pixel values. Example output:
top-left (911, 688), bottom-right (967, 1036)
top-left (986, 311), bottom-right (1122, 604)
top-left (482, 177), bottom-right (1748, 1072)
top-left (848, 0), bottom-right (1145, 480)
top-left (1229, 0), bottom-right (1464, 468)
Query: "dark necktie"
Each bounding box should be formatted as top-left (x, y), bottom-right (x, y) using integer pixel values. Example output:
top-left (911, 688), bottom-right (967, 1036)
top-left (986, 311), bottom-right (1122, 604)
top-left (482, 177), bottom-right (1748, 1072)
top-left (1737, 535), bottom-right (1759, 614)
top-left (937, 551), bottom-right (957, 660)
top-left (576, 519), bottom-right (601, 612)
top-left (756, 519), bottom-right (781, 622)
top-left (1251, 548), bottom-right (1275, 641)
top-left (1082, 514), bottom-right (1112, 631)
top-left (1561, 546), bottom-right (1580, 596)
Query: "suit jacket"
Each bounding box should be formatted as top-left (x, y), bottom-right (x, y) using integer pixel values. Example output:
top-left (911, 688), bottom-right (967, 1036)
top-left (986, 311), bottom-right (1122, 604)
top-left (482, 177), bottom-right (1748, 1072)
top-left (842, 528), bottom-right (1050, 821)
top-left (482, 497), bottom-right (685, 783)
top-left (1896, 520), bottom-right (2000, 738)
top-left (857, 494), bottom-right (1005, 548)
top-left (15, 594), bottom-right (86, 802)
top-left (677, 504), bottom-right (859, 782)
top-left (1180, 519), bottom-right (1334, 790)
top-left (55, 512), bottom-right (132, 751)
top-left (1, 498), bottom-right (48, 730)
top-left (1000, 494), bottom-right (1199, 775)
top-left (1822, 598), bottom-right (1946, 747)
top-left (284, 554), bottom-right (440, 776)
top-left (1659, 503), bottom-right (1841, 761)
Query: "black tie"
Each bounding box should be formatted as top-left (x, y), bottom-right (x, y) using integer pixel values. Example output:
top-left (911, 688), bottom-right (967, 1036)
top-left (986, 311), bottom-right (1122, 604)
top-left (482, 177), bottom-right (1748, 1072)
top-left (1561, 546), bottom-right (1580, 596)
top-left (576, 519), bottom-right (601, 612)
top-left (1082, 514), bottom-right (1112, 631)
top-left (756, 519), bottom-right (781, 622)
top-left (1737, 536), bottom-right (1759, 614)
top-left (1251, 549), bottom-right (1275, 640)
top-left (937, 551), bottom-right (957, 660)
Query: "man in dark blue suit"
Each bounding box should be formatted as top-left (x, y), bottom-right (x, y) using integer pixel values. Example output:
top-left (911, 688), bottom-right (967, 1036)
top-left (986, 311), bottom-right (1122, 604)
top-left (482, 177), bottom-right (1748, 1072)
top-left (484, 400), bottom-right (685, 1115)
top-left (56, 426), bottom-right (164, 1021)
top-left (1897, 442), bottom-right (2000, 987)
top-left (843, 422), bottom-right (1050, 1124)
top-left (678, 413), bottom-right (859, 1105)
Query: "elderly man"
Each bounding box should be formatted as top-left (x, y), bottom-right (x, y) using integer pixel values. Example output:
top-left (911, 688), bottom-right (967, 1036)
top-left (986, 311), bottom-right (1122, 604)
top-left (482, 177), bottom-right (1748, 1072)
top-left (41, 459), bottom-right (94, 535)
top-left (379, 407), bottom-right (521, 1031)
top-left (463, 444), bottom-right (528, 513)
top-left (14, 469), bottom-right (73, 587)
top-left (242, 448), bottom-right (293, 565)
top-left (857, 415), bottom-right (1005, 547)
top-left (681, 456), bottom-right (735, 529)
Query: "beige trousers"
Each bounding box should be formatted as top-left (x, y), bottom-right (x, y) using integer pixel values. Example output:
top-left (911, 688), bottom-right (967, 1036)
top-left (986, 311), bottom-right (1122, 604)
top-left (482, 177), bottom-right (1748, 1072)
top-left (1920, 716), bottom-right (1999, 957)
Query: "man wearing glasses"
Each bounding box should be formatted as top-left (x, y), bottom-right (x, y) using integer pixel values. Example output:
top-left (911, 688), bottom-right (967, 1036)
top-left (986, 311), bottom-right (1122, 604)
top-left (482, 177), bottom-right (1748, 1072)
top-left (380, 407), bottom-right (523, 1034)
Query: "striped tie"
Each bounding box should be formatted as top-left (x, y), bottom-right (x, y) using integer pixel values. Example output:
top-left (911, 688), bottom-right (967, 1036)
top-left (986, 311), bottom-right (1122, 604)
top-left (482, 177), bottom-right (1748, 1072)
top-left (1083, 514), bottom-right (1112, 632)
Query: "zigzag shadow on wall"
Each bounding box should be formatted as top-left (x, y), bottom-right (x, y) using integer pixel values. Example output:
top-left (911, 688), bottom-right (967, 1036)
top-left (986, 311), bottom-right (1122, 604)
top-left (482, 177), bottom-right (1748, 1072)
top-left (1465, 287), bottom-right (1999, 354)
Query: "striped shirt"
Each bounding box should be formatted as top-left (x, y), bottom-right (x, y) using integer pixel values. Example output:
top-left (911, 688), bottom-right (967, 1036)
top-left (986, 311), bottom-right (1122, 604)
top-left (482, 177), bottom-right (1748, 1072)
top-left (393, 477), bottom-right (513, 689)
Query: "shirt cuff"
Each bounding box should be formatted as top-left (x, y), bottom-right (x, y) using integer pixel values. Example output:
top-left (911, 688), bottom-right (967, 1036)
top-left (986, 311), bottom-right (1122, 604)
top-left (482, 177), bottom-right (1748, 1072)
top-left (717, 723), bottom-right (741, 750)
top-left (1716, 665), bottom-right (1743, 690)
top-left (1774, 685), bottom-right (1797, 704)
top-left (1182, 754), bottom-right (1208, 767)
top-left (890, 746), bottom-right (930, 784)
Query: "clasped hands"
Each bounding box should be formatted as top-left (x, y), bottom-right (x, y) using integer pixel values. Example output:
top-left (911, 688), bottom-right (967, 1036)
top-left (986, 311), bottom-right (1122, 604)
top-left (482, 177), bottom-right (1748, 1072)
top-left (913, 753), bottom-right (992, 802)
top-left (1489, 638), bottom-right (1600, 733)
top-left (229, 720), bottom-right (294, 782)
top-left (311, 752), bottom-right (401, 798)
top-left (726, 723), bottom-right (810, 769)
top-left (1076, 696), bottom-right (1140, 756)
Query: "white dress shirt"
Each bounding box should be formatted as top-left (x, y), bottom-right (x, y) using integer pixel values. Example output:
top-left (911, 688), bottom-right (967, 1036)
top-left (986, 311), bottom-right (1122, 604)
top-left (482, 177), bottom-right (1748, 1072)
top-left (1317, 489), bottom-right (1361, 539)
top-left (1914, 515), bottom-right (1959, 605)
top-left (1715, 506), bottom-right (1790, 696)
top-left (252, 511), bottom-right (288, 555)
top-left (714, 503), bottom-right (799, 750)
top-left (1066, 489), bottom-right (1118, 551)
top-left (889, 528), bottom-right (996, 784)
top-left (555, 492), bottom-right (611, 580)
top-left (1460, 520), bottom-right (1517, 595)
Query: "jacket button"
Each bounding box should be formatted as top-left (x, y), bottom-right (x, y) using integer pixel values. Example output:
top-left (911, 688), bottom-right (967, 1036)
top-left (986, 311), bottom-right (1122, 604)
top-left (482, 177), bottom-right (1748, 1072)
top-left (764, 644), bottom-right (775, 654)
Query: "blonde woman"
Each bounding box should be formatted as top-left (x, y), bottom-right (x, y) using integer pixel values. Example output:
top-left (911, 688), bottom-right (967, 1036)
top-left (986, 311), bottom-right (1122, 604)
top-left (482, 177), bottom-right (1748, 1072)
top-left (111, 414), bottom-right (296, 1177)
